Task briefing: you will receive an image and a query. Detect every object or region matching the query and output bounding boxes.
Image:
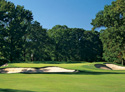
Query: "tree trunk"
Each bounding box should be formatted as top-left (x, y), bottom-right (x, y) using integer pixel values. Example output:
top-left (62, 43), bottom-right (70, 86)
top-left (23, 36), bottom-right (26, 62)
top-left (122, 59), bottom-right (125, 66)
top-left (23, 50), bottom-right (26, 62)
top-left (10, 36), bottom-right (13, 62)
top-left (122, 59), bottom-right (123, 66)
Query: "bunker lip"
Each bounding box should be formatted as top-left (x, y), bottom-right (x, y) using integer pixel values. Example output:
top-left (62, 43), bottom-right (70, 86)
top-left (0, 66), bottom-right (77, 73)
top-left (95, 64), bottom-right (125, 70)
top-left (94, 64), bottom-right (112, 70)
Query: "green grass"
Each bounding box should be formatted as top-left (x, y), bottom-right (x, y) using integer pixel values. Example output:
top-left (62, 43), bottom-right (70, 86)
top-left (0, 62), bottom-right (125, 92)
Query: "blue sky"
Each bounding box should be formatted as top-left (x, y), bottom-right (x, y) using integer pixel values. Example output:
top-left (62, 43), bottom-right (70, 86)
top-left (7, 0), bottom-right (115, 30)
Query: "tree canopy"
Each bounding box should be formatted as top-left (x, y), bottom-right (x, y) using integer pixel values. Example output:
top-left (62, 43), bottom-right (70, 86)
top-left (91, 0), bottom-right (125, 65)
top-left (48, 25), bottom-right (102, 62)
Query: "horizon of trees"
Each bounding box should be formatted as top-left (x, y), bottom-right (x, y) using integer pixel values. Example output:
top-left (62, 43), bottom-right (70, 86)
top-left (0, 0), bottom-right (124, 65)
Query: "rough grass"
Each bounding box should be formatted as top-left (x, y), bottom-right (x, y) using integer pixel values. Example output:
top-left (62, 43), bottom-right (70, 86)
top-left (0, 62), bottom-right (125, 92)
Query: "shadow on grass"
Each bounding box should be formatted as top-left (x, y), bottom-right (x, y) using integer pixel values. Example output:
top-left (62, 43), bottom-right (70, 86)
top-left (25, 61), bottom-right (87, 64)
top-left (94, 64), bottom-right (112, 70)
top-left (77, 70), bottom-right (125, 75)
top-left (0, 88), bottom-right (35, 92)
top-left (22, 70), bottom-right (125, 75)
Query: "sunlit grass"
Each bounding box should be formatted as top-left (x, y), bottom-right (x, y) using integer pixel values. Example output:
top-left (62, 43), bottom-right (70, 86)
top-left (0, 62), bottom-right (125, 92)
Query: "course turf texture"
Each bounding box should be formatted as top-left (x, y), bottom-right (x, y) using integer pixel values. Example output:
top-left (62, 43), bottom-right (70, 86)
top-left (0, 62), bottom-right (125, 92)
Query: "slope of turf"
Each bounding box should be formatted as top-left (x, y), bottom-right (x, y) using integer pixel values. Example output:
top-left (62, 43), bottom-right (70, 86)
top-left (0, 62), bottom-right (125, 92)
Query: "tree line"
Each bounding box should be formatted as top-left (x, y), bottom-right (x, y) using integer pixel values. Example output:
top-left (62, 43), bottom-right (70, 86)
top-left (0, 0), bottom-right (124, 65)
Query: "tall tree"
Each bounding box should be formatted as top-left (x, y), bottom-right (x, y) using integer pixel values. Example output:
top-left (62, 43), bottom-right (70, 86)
top-left (0, 0), bottom-right (33, 62)
top-left (26, 21), bottom-right (50, 61)
top-left (48, 25), bottom-right (102, 62)
top-left (48, 25), bottom-right (70, 61)
top-left (91, 0), bottom-right (125, 29)
top-left (79, 31), bottom-right (103, 62)
top-left (91, 0), bottom-right (125, 65)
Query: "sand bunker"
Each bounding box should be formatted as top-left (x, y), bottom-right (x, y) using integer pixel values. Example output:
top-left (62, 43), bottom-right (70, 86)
top-left (95, 64), bottom-right (125, 70)
top-left (106, 64), bottom-right (125, 70)
top-left (0, 67), bottom-right (76, 73)
top-left (94, 64), bottom-right (111, 70)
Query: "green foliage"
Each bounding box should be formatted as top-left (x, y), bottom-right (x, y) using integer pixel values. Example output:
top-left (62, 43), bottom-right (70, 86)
top-left (0, 57), bottom-right (8, 66)
top-left (48, 25), bottom-right (102, 62)
top-left (91, 0), bottom-right (125, 28)
top-left (100, 26), bottom-right (125, 63)
top-left (25, 21), bottom-right (51, 61)
top-left (0, 0), bottom-right (33, 62)
top-left (91, 0), bottom-right (125, 65)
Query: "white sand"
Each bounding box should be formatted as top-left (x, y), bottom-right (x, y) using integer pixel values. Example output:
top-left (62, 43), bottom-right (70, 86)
top-left (0, 67), bottom-right (76, 73)
top-left (95, 64), bottom-right (125, 70)
top-left (106, 64), bottom-right (125, 70)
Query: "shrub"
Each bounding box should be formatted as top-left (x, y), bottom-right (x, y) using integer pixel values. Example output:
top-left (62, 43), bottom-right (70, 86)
top-left (0, 58), bottom-right (9, 66)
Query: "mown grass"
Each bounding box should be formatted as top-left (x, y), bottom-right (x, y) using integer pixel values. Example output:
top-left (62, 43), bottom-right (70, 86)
top-left (0, 62), bottom-right (125, 92)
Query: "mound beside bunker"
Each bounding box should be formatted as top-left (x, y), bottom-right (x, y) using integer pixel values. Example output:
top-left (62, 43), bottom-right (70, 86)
top-left (95, 64), bottom-right (125, 70)
top-left (0, 67), bottom-right (76, 73)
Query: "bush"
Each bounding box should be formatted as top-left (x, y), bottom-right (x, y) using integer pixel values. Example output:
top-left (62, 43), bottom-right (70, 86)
top-left (0, 58), bottom-right (9, 66)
